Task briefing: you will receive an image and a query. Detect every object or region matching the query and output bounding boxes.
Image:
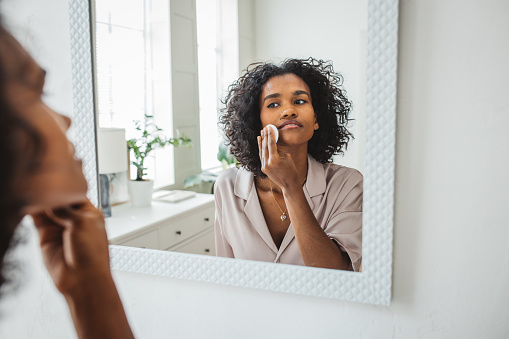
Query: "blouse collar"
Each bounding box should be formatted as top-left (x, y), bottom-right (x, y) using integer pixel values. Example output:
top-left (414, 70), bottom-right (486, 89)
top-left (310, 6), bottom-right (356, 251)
top-left (233, 154), bottom-right (327, 200)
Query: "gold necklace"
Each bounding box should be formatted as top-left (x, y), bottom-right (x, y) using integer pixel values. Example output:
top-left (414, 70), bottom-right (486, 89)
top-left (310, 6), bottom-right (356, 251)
top-left (269, 177), bottom-right (307, 221)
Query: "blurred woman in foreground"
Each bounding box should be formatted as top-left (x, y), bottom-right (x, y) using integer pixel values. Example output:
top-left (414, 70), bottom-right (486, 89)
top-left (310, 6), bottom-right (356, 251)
top-left (0, 20), bottom-right (134, 339)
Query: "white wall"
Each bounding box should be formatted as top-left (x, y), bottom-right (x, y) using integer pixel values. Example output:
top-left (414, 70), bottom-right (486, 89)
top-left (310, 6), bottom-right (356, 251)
top-left (1, 0), bottom-right (509, 338)
top-left (107, 1), bottom-right (509, 337)
top-left (0, 0), bottom-right (75, 136)
top-left (253, 0), bottom-right (368, 173)
top-left (0, 1), bottom-right (78, 337)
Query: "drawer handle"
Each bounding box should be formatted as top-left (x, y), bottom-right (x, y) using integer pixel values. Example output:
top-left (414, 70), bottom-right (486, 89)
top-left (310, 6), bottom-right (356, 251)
top-left (204, 249), bottom-right (210, 253)
top-left (204, 217), bottom-right (210, 222)
top-left (176, 230), bottom-right (182, 235)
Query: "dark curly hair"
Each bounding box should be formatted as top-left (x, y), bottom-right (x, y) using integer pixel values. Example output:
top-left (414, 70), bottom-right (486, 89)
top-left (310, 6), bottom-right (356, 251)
top-left (219, 57), bottom-right (353, 177)
top-left (0, 24), bottom-right (43, 294)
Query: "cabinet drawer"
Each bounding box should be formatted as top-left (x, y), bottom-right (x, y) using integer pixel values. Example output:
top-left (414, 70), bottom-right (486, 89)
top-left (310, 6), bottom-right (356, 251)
top-left (159, 206), bottom-right (214, 249)
top-left (119, 229), bottom-right (159, 249)
top-left (169, 227), bottom-right (215, 256)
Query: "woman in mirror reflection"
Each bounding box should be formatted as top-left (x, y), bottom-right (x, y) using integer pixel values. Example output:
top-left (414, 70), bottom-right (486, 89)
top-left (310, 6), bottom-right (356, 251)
top-left (217, 58), bottom-right (362, 271)
top-left (0, 20), bottom-right (134, 338)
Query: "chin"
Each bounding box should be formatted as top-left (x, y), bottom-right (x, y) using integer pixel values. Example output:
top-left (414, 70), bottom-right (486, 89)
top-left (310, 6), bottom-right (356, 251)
top-left (278, 137), bottom-right (311, 146)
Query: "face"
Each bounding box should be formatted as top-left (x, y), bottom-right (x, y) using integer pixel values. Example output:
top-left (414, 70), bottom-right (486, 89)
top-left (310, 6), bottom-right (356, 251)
top-left (259, 73), bottom-right (318, 147)
top-left (0, 32), bottom-right (88, 214)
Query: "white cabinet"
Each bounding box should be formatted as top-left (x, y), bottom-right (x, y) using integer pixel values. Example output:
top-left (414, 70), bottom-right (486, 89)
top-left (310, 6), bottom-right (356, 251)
top-left (119, 229), bottom-right (159, 249)
top-left (169, 228), bottom-right (215, 256)
top-left (106, 194), bottom-right (215, 255)
top-left (158, 208), bottom-right (214, 250)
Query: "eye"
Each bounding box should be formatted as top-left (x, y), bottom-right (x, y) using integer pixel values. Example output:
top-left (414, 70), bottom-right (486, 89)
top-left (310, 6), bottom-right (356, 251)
top-left (267, 102), bottom-right (280, 108)
top-left (295, 99), bottom-right (307, 105)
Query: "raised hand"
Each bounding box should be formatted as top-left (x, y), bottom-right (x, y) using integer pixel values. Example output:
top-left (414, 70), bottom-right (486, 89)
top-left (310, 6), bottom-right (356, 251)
top-left (31, 199), bottom-right (110, 295)
top-left (257, 125), bottom-right (301, 191)
top-left (31, 200), bottom-right (134, 339)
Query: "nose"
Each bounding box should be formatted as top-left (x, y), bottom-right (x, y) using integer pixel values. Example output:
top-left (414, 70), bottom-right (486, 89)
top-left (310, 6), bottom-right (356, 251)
top-left (280, 107), bottom-right (297, 119)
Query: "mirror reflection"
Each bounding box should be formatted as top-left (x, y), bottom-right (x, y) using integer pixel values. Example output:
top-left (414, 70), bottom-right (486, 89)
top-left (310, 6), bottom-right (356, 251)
top-left (94, 0), bottom-right (367, 271)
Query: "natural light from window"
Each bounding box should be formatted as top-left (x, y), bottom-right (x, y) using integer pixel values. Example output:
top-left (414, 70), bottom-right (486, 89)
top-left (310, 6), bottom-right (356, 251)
top-left (95, 0), bottom-right (173, 187)
top-left (196, 0), bottom-right (239, 171)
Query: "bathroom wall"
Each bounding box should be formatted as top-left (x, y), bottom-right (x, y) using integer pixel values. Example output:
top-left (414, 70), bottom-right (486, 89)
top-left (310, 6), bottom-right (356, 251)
top-left (253, 0), bottom-right (368, 172)
top-left (0, 0), bottom-right (75, 137)
top-left (0, 0), bottom-right (78, 337)
top-left (1, 0), bottom-right (509, 338)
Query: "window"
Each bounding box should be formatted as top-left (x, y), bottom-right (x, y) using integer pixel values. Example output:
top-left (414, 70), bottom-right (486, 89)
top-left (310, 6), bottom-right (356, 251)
top-left (196, 0), bottom-right (239, 170)
top-left (95, 0), bottom-right (173, 187)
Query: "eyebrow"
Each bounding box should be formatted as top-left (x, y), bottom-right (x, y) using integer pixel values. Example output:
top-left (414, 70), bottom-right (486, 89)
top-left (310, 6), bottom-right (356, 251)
top-left (262, 93), bottom-right (280, 102)
top-left (293, 90), bottom-right (310, 98)
top-left (262, 90), bottom-right (311, 103)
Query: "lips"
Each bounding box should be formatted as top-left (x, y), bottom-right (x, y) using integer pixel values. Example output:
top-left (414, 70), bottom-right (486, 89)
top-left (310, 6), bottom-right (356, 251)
top-left (278, 120), bottom-right (302, 129)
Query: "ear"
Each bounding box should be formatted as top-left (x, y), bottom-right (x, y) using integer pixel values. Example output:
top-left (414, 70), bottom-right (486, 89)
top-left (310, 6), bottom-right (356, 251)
top-left (314, 122), bottom-right (319, 130)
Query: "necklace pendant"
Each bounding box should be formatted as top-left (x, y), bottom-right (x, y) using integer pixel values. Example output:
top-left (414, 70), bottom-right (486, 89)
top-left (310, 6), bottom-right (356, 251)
top-left (281, 214), bottom-right (287, 221)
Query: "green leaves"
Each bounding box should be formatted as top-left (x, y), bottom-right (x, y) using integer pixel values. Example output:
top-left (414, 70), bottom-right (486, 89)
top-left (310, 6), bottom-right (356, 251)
top-left (217, 143), bottom-right (237, 170)
top-left (184, 171), bottom-right (218, 194)
top-left (127, 114), bottom-right (192, 181)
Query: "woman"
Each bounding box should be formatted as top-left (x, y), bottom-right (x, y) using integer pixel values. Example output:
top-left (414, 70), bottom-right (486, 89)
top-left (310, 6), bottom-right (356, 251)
top-left (215, 58), bottom-right (362, 271)
top-left (0, 22), bottom-right (134, 338)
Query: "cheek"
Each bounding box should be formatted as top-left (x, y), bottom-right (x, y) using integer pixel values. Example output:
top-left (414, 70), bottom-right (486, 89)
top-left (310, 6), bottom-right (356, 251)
top-left (259, 110), bottom-right (271, 126)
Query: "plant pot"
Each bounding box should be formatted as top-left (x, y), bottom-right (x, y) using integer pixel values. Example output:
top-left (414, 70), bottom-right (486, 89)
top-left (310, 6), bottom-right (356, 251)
top-left (128, 180), bottom-right (154, 207)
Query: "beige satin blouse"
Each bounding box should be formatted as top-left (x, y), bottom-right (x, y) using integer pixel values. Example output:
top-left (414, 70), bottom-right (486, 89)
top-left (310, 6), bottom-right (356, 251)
top-left (214, 154), bottom-right (362, 271)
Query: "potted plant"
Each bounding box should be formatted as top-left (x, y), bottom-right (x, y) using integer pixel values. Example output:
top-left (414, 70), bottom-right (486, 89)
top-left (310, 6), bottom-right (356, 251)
top-left (184, 143), bottom-right (237, 194)
top-left (127, 114), bottom-right (191, 206)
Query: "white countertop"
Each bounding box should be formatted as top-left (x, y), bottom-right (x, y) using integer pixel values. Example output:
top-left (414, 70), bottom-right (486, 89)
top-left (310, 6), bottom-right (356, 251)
top-left (105, 193), bottom-right (215, 243)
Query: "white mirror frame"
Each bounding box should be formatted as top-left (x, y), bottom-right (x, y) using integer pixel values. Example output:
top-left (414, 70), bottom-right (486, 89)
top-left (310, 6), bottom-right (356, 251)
top-left (69, 0), bottom-right (398, 306)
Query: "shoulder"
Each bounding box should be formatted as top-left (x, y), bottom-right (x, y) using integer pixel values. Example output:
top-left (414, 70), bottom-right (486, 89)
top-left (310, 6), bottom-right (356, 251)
top-left (216, 166), bottom-right (239, 186)
top-left (318, 162), bottom-right (363, 203)
top-left (307, 155), bottom-right (362, 188)
top-left (323, 163), bottom-right (363, 187)
top-left (321, 163), bottom-right (363, 211)
top-left (215, 165), bottom-right (254, 194)
top-left (215, 166), bottom-right (239, 194)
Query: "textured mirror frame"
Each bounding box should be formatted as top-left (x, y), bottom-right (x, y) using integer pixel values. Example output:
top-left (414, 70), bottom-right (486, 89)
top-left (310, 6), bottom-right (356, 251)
top-left (69, 0), bottom-right (398, 305)
top-left (69, 0), bottom-right (98, 206)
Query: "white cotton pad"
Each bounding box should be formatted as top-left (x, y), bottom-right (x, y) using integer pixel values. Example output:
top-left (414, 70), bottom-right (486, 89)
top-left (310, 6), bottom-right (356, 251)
top-left (266, 124), bottom-right (279, 142)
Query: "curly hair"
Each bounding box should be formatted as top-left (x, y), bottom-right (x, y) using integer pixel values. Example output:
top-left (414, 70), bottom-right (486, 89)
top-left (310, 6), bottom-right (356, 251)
top-left (0, 25), bottom-right (43, 293)
top-left (219, 57), bottom-right (353, 177)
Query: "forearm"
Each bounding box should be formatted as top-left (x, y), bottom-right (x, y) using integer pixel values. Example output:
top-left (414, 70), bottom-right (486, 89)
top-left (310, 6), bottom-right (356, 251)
top-left (64, 273), bottom-right (134, 339)
top-left (283, 187), bottom-right (351, 270)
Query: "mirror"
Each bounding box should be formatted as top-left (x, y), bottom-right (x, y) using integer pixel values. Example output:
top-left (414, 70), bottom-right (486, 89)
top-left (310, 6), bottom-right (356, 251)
top-left (93, 0), bottom-right (366, 264)
top-left (69, 0), bottom-right (398, 305)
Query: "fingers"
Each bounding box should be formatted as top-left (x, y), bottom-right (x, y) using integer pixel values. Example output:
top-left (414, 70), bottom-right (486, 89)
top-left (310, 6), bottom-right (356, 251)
top-left (32, 211), bottom-right (52, 226)
top-left (31, 211), bottom-right (65, 246)
top-left (33, 199), bottom-right (102, 232)
top-left (261, 128), bottom-right (268, 165)
top-left (257, 135), bottom-right (262, 162)
top-left (47, 208), bottom-right (75, 228)
top-left (266, 127), bottom-right (278, 158)
top-left (32, 210), bottom-right (67, 229)
top-left (259, 126), bottom-right (278, 159)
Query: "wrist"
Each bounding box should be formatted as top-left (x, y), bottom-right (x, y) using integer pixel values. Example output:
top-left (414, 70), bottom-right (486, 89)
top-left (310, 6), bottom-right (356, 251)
top-left (63, 271), bottom-right (135, 339)
top-left (62, 270), bottom-right (115, 301)
top-left (282, 184), bottom-right (305, 198)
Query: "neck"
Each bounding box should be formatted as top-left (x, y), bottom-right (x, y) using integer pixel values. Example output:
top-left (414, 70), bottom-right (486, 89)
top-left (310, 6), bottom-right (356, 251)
top-left (256, 144), bottom-right (308, 194)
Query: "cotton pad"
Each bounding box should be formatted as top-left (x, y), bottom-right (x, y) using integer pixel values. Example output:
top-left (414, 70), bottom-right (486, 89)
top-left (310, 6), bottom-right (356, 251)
top-left (266, 124), bottom-right (279, 142)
